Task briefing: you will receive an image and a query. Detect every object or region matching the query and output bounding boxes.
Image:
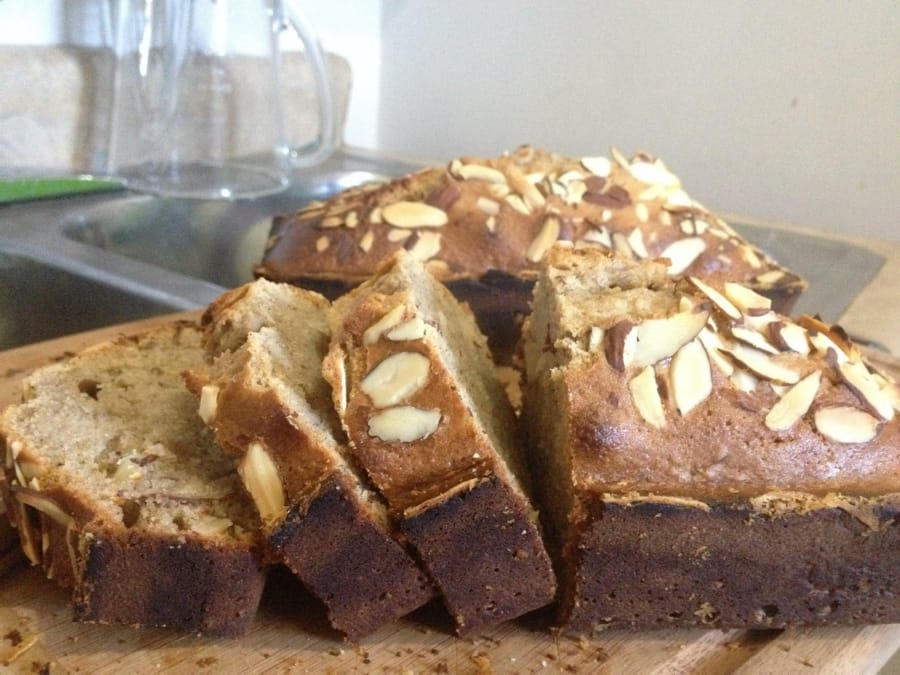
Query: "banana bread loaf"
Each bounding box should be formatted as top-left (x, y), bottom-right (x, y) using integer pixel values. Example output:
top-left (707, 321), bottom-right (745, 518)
top-left (0, 323), bottom-right (265, 636)
top-left (323, 251), bottom-right (556, 634)
top-left (523, 243), bottom-right (900, 633)
top-left (257, 146), bottom-right (806, 364)
top-left (185, 279), bottom-right (433, 640)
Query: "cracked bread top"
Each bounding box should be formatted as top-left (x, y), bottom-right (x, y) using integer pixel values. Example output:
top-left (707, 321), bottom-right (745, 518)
top-left (524, 244), bottom-right (900, 503)
top-left (257, 146), bottom-right (805, 309)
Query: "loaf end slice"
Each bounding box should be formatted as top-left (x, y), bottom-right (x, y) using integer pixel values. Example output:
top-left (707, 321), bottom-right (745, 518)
top-left (186, 279), bottom-right (433, 640)
top-left (523, 243), bottom-right (900, 633)
top-left (324, 251), bottom-right (556, 634)
top-left (0, 323), bottom-right (265, 636)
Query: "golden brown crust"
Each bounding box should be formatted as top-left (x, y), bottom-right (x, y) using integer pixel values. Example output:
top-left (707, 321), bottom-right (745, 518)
top-left (258, 146), bottom-right (806, 362)
top-left (523, 244), bottom-right (900, 632)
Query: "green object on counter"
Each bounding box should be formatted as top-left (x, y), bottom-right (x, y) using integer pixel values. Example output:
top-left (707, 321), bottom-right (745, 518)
top-left (0, 176), bottom-right (125, 204)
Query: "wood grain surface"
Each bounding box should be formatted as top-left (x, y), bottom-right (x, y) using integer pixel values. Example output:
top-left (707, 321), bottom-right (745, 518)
top-left (1, 314), bottom-right (898, 674)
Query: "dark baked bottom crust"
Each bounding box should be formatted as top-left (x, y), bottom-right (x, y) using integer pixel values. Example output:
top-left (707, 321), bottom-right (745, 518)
top-left (74, 526), bottom-right (266, 637)
top-left (559, 499), bottom-right (900, 634)
top-left (269, 474), bottom-right (434, 641)
top-left (401, 477), bottom-right (557, 635)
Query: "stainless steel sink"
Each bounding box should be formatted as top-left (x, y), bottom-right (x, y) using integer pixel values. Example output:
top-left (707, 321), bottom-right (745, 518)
top-left (0, 147), bottom-right (885, 352)
top-left (0, 149), bottom-right (422, 350)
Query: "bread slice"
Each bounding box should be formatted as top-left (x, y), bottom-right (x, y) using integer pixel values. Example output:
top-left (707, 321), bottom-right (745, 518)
top-left (323, 251), bottom-right (556, 634)
top-left (184, 279), bottom-right (433, 640)
top-left (0, 323), bottom-right (265, 636)
top-left (523, 243), bottom-right (900, 633)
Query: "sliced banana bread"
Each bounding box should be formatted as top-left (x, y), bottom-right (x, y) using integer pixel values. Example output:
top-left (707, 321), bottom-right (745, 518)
top-left (523, 243), bottom-right (900, 633)
top-left (0, 323), bottom-right (265, 636)
top-left (323, 251), bottom-right (556, 635)
top-left (185, 279), bottom-right (433, 640)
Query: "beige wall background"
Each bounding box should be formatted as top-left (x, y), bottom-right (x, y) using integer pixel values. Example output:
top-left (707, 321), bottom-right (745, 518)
top-left (376, 1), bottom-right (900, 243)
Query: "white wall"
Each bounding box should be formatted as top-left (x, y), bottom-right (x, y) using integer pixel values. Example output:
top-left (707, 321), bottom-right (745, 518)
top-left (377, 1), bottom-right (900, 242)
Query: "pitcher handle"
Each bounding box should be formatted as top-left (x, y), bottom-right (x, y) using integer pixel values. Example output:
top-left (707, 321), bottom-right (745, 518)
top-left (277, 0), bottom-right (338, 167)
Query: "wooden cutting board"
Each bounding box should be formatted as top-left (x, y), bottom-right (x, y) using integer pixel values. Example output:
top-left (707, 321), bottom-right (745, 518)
top-left (1, 314), bottom-right (899, 674)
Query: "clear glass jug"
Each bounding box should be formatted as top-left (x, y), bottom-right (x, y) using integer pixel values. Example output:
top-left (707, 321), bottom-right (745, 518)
top-left (107, 0), bottom-right (337, 199)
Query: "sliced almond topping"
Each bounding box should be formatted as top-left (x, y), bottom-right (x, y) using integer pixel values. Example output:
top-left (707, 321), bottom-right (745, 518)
top-left (344, 211), bottom-right (359, 229)
top-left (363, 304), bottom-right (407, 345)
top-left (387, 317), bottom-right (427, 342)
top-left (723, 282), bottom-right (772, 315)
top-left (610, 146), bottom-right (630, 169)
top-left (765, 370), bottom-right (821, 431)
top-left (387, 228), bottom-right (413, 243)
top-left (564, 179), bottom-right (588, 205)
top-left (582, 227), bottom-right (612, 248)
top-left (485, 215), bottom-right (497, 234)
top-left (659, 210), bottom-right (673, 226)
top-left (333, 356), bottom-right (348, 415)
top-left (628, 366), bottom-right (666, 429)
top-left (505, 193), bottom-right (531, 215)
top-left (814, 406), bottom-right (880, 444)
top-left (454, 162), bottom-right (507, 184)
top-left (627, 228), bottom-right (649, 258)
top-left (489, 182), bottom-right (511, 198)
top-left (659, 237), bottom-right (707, 275)
top-left (476, 196), bottom-right (501, 216)
top-left (361, 352), bottom-right (430, 408)
top-left (382, 201), bottom-right (448, 228)
top-left (629, 160), bottom-right (680, 188)
top-left (238, 442), bottom-right (285, 525)
top-left (670, 339), bottom-right (712, 416)
top-left (838, 360), bottom-right (895, 421)
top-left (581, 156), bottom-right (611, 177)
top-left (13, 487), bottom-right (74, 529)
top-left (507, 165), bottom-right (546, 209)
top-left (359, 230), bottom-right (375, 253)
top-left (634, 202), bottom-right (650, 224)
top-left (768, 321), bottom-right (810, 355)
top-left (368, 406), bottom-right (441, 443)
top-left (190, 515), bottom-right (234, 537)
top-left (731, 325), bottom-right (779, 354)
top-left (632, 307), bottom-right (710, 368)
top-left (730, 368), bottom-right (759, 392)
top-left (726, 343), bottom-right (800, 384)
top-left (587, 326), bottom-right (604, 352)
top-left (320, 215), bottom-right (344, 228)
top-left (369, 206), bottom-right (383, 224)
top-left (740, 245), bottom-right (763, 269)
top-left (664, 190), bottom-right (693, 210)
top-left (526, 217), bottom-right (560, 263)
top-left (605, 321), bottom-right (637, 371)
top-left (808, 331), bottom-right (849, 364)
top-left (407, 231), bottom-right (442, 262)
top-left (612, 232), bottom-right (632, 258)
top-left (315, 235), bottom-right (330, 253)
top-left (689, 277), bottom-right (741, 320)
top-left (796, 315), bottom-right (854, 359)
top-left (198, 384), bottom-right (219, 424)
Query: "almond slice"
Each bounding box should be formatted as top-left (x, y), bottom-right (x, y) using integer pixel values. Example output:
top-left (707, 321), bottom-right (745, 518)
top-left (198, 384), bottom-right (219, 424)
top-left (627, 228), bottom-right (649, 258)
top-left (361, 352), bottom-right (430, 408)
top-left (453, 162), bottom-right (507, 184)
top-left (628, 160), bottom-right (680, 188)
top-left (387, 317), bottom-right (427, 342)
top-left (526, 217), bottom-right (560, 263)
top-left (382, 201), bottom-right (448, 228)
top-left (730, 368), bottom-right (759, 393)
top-left (605, 321), bottom-right (637, 371)
top-left (838, 360), bottom-right (895, 421)
top-left (368, 406), bottom-right (441, 443)
top-left (581, 156), bottom-right (611, 177)
top-left (796, 315), bottom-right (854, 359)
top-left (628, 366), bottom-right (666, 428)
top-left (660, 237), bottom-right (706, 275)
top-left (670, 339), bottom-right (712, 416)
top-left (726, 343), bottom-right (800, 384)
top-left (407, 231), bottom-right (442, 262)
top-left (13, 486), bottom-right (74, 529)
top-left (364, 304), bottom-right (407, 345)
top-left (768, 321), bottom-right (810, 355)
top-left (239, 442), bottom-right (286, 525)
top-left (723, 282), bottom-right (772, 315)
top-left (814, 406), bottom-right (880, 444)
top-left (731, 325), bottom-right (779, 355)
top-left (632, 307), bottom-right (710, 368)
top-left (587, 326), bottom-right (604, 352)
top-left (689, 277), bottom-right (741, 320)
top-left (765, 370), bottom-right (821, 431)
